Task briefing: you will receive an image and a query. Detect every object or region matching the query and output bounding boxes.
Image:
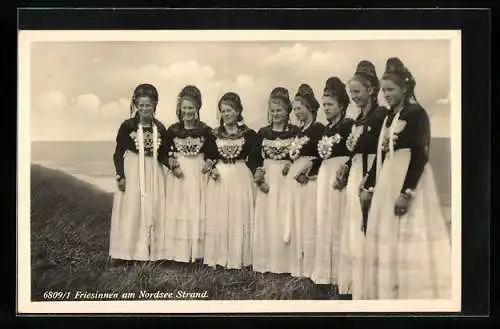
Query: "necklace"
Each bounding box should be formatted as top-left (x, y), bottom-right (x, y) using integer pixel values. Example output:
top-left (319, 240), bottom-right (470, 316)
top-left (217, 137), bottom-right (245, 159)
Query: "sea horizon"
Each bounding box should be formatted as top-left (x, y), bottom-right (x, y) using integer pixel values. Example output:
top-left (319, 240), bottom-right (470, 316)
top-left (30, 138), bottom-right (452, 208)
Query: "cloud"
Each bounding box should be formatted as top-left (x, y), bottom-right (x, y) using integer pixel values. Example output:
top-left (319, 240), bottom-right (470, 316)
top-left (73, 94), bottom-right (101, 116)
top-left (160, 60), bottom-right (216, 82)
top-left (236, 74), bottom-right (255, 88)
top-left (32, 91), bottom-right (127, 141)
top-left (30, 41), bottom-right (452, 140)
top-left (100, 98), bottom-right (131, 119)
top-left (437, 92), bottom-right (450, 105)
top-left (262, 43), bottom-right (350, 72)
top-left (310, 51), bottom-right (334, 66)
top-left (263, 43), bottom-right (308, 66)
top-left (34, 90), bottom-right (65, 115)
top-left (31, 67), bottom-right (276, 140)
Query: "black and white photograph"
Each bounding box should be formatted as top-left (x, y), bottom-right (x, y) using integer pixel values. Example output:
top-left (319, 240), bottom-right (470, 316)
top-left (18, 28), bottom-right (461, 313)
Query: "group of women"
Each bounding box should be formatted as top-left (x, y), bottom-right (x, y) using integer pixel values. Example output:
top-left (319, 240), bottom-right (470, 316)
top-left (109, 57), bottom-right (452, 300)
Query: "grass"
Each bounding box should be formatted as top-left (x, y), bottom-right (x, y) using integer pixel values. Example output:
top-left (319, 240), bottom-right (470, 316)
top-left (30, 164), bottom-right (334, 301)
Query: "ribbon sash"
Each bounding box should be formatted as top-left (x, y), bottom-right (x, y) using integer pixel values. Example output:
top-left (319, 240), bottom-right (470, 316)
top-left (376, 110), bottom-right (401, 181)
top-left (137, 123), bottom-right (159, 256)
top-left (376, 116), bottom-right (388, 181)
top-left (376, 111), bottom-right (402, 296)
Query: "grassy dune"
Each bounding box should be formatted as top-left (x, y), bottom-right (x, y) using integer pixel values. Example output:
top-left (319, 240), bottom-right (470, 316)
top-left (30, 164), bottom-right (332, 301)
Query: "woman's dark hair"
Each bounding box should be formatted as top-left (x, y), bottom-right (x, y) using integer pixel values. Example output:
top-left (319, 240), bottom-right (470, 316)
top-left (218, 92), bottom-right (244, 126)
top-left (381, 57), bottom-right (418, 105)
top-left (130, 83), bottom-right (159, 117)
top-left (323, 77), bottom-right (351, 115)
top-left (348, 60), bottom-right (380, 104)
top-left (176, 85), bottom-right (202, 122)
top-left (268, 87), bottom-right (292, 124)
top-left (294, 83), bottom-right (320, 121)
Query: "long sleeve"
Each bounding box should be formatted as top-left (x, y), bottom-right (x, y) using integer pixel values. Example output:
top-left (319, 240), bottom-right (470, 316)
top-left (309, 158), bottom-right (322, 177)
top-left (247, 129), bottom-right (264, 174)
top-left (355, 108), bottom-right (387, 154)
top-left (307, 124), bottom-right (324, 177)
top-left (244, 129), bottom-right (259, 174)
top-left (363, 153), bottom-right (383, 189)
top-left (157, 125), bottom-right (172, 169)
top-left (202, 129), bottom-right (219, 162)
top-left (340, 118), bottom-right (356, 166)
top-left (112, 122), bottom-right (130, 180)
top-left (400, 109), bottom-right (430, 193)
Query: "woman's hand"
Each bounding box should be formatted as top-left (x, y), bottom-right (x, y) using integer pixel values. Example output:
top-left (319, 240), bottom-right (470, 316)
top-left (295, 173), bottom-right (309, 185)
top-left (117, 178), bottom-right (126, 192)
top-left (258, 181), bottom-right (270, 194)
top-left (359, 190), bottom-right (373, 214)
top-left (173, 167), bottom-right (184, 179)
top-left (168, 157), bottom-right (179, 170)
top-left (332, 178), bottom-right (345, 190)
top-left (394, 194), bottom-right (411, 217)
top-left (298, 160), bottom-right (313, 176)
top-left (202, 159), bottom-right (215, 174)
top-left (209, 167), bottom-right (220, 181)
top-left (333, 164), bottom-right (349, 190)
top-left (281, 161), bottom-right (291, 176)
top-left (254, 168), bottom-right (265, 184)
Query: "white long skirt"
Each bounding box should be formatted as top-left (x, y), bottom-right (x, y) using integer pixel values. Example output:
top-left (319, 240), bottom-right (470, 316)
top-left (252, 159), bottom-right (293, 274)
top-left (338, 153), bottom-right (375, 298)
top-left (163, 154), bottom-right (208, 262)
top-left (109, 151), bottom-right (167, 261)
top-left (311, 156), bottom-right (351, 284)
top-left (204, 160), bottom-right (255, 269)
top-left (362, 149), bottom-right (452, 300)
top-left (283, 156), bottom-right (318, 278)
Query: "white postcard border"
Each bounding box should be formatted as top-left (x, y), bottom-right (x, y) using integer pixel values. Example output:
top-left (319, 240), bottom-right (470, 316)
top-left (17, 29), bottom-right (462, 314)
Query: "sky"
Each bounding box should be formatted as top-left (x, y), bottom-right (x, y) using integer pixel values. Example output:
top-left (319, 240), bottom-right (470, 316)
top-left (29, 40), bottom-right (451, 141)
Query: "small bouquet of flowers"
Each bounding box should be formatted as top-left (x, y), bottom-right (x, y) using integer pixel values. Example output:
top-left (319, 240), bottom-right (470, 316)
top-left (254, 167), bottom-right (269, 193)
top-left (281, 161), bottom-right (291, 176)
top-left (382, 119), bottom-right (407, 154)
top-left (346, 126), bottom-right (364, 152)
top-left (332, 162), bottom-right (350, 190)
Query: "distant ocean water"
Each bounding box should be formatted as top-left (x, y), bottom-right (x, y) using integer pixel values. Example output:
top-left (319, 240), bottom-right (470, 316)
top-left (30, 138), bottom-right (452, 208)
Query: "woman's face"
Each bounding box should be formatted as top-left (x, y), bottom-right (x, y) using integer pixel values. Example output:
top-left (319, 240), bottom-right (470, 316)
top-left (292, 99), bottom-right (312, 123)
top-left (269, 101), bottom-right (288, 124)
top-left (321, 95), bottom-right (342, 121)
top-left (220, 102), bottom-right (238, 125)
top-left (381, 79), bottom-right (406, 108)
top-left (180, 99), bottom-right (198, 122)
top-left (136, 96), bottom-right (155, 121)
top-left (348, 79), bottom-right (372, 109)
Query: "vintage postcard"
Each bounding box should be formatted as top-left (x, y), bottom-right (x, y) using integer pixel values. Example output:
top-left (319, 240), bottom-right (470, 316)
top-left (17, 29), bottom-right (462, 314)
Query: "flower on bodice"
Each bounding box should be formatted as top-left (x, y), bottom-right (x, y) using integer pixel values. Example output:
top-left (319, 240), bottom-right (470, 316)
top-left (216, 137), bottom-right (245, 160)
top-left (317, 134), bottom-right (342, 159)
top-left (262, 138), bottom-right (294, 160)
top-left (173, 136), bottom-right (205, 157)
top-left (381, 119), bottom-right (407, 153)
top-left (346, 125), bottom-right (364, 152)
top-left (288, 136), bottom-right (310, 161)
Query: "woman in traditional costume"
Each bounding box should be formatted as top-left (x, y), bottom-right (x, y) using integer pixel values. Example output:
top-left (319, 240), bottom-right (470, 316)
top-left (310, 78), bottom-right (354, 295)
top-left (337, 60), bottom-right (388, 299)
top-left (109, 83), bottom-right (169, 261)
top-left (204, 92), bottom-right (258, 269)
top-left (283, 84), bottom-right (324, 278)
top-left (163, 85), bottom-right (217, 263)
top-left (360, 57), bottom-right (452, 299)
top-left (250, 87), bottom-right (300, 274)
